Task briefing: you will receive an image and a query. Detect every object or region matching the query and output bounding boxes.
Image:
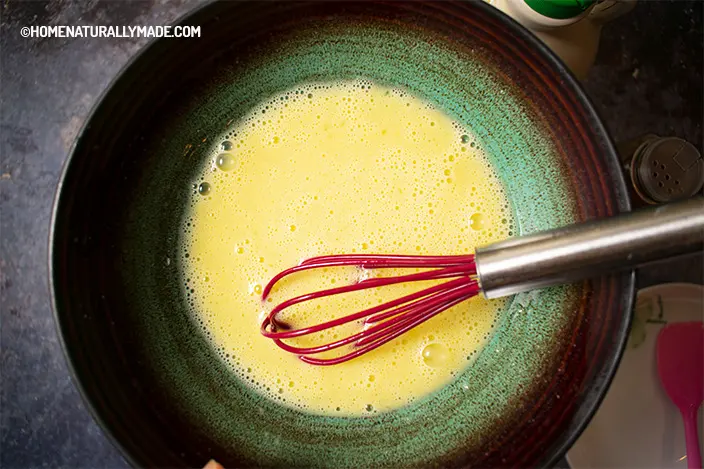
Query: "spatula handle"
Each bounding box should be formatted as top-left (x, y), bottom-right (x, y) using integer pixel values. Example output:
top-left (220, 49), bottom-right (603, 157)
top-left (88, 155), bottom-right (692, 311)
top-left (475, 197), bottom-right (704, 298)
top-left (682, 406), bottom-right (702, 469)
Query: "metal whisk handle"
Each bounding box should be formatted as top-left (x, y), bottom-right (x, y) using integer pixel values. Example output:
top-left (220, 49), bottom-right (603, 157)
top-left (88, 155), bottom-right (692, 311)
top-left (475, 197), bottom-right (704, 299)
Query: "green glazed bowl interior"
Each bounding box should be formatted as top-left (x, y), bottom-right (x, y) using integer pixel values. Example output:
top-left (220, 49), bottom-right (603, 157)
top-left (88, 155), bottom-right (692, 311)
top-left (50, 1), bottom-right (634, 468)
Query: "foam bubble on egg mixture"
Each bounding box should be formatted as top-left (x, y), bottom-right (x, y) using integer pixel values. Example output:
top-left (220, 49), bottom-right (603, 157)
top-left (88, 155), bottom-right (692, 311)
top-left (180, 80), bottom-right (515, 416)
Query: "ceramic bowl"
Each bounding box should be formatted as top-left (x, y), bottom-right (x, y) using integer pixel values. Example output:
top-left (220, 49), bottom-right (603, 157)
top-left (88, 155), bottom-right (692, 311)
top-left (50, 2), bottom-right (634, 467)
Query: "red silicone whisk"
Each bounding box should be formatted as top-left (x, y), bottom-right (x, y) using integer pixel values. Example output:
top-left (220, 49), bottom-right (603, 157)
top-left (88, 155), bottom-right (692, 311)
top-left (261, 254), bottom-right (480, 365)
top-left (260, 198), bottom-right (703, 365)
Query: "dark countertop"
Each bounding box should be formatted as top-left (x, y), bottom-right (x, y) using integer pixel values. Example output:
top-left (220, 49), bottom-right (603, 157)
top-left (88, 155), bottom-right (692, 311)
top-left (0, 1), bottom-right (701, 468)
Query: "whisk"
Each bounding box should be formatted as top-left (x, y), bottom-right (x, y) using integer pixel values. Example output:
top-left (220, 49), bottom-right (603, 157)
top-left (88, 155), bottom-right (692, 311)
top-left (261, 198), bottom-right (704, 365)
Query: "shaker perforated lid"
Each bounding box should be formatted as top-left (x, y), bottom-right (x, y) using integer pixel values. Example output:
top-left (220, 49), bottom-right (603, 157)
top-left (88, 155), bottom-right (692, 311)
top-left (632, 137), bottom-right (704, 204)
top-left (523, 0), bottom-right (596, 19)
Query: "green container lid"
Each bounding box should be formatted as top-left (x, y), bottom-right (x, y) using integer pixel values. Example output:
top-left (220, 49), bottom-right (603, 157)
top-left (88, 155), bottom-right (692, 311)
top-left (524, 0), bottom-right (596, 19)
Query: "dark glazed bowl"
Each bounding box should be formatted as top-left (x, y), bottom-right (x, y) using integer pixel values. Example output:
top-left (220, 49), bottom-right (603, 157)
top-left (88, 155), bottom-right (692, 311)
top-left (50, 1), bottom-right (634, 468)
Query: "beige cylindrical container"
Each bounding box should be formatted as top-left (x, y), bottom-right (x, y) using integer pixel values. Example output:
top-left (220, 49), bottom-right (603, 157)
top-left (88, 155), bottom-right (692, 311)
top-left (486, 0), bottom-right (636, 79)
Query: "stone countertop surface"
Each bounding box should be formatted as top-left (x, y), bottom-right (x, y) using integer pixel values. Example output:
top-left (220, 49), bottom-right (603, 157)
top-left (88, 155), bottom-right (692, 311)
top-left (1, 1), bottom-right (701, 468)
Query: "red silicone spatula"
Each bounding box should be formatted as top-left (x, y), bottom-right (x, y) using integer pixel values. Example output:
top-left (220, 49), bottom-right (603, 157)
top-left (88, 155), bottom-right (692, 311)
top-left (657, 321), bottom-right (704, 469)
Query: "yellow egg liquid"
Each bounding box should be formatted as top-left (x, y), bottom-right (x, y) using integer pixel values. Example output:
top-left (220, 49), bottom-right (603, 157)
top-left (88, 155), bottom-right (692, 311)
top-left (181, 80), bottom-right (514, 416)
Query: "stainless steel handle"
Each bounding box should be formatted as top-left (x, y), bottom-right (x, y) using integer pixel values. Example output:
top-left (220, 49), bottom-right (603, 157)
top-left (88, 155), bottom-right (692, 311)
top-left (475, 197), bottom-right (704, 299)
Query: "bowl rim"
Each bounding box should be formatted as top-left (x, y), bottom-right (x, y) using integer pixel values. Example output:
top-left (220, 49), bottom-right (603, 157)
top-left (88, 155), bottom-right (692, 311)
top-left (48, 1), bottom-right (635, 467)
